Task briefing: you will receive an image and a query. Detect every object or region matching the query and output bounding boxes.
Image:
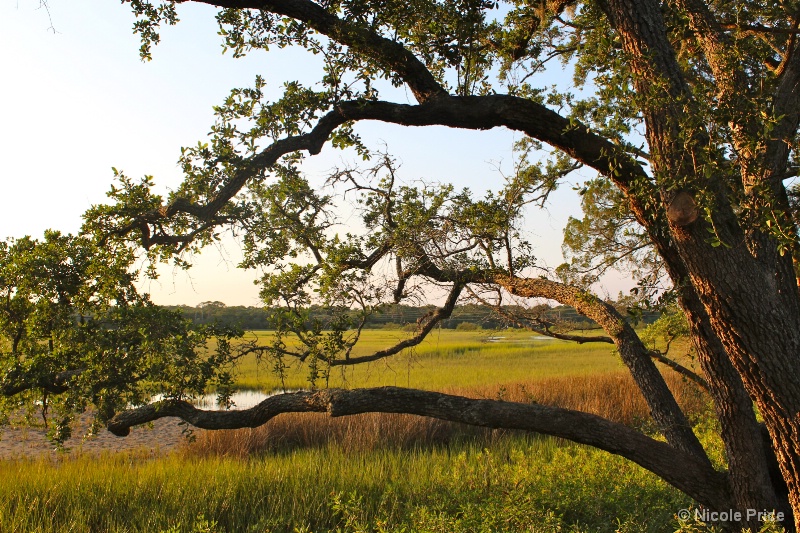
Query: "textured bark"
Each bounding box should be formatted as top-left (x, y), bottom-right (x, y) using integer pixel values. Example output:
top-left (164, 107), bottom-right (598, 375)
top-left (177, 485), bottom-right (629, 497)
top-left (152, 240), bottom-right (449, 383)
top-left (108, 386), bottom-right (732, 510)
top-left (682, 291), bottom-right (788, 523)
top-left (488, 274), bottom-right (710, 462)
top-left (597, 0), bottom-right (800, 526)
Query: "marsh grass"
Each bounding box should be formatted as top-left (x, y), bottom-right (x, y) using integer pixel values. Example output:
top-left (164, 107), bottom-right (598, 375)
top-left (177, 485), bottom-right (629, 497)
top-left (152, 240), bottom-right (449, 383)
top-left (0, 435), bottom-right (693, 532)
top-left (188, 369), bottom-right (709, 457)
top-left (232, 329), bottom-right (633, 391)
top-left (0, 329), bottom-right (715, 532)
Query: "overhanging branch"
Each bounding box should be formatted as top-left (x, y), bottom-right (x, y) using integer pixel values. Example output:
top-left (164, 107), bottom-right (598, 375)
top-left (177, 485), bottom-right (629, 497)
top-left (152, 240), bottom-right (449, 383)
top-left (107, 386), bottom-right (731, 510)
top-left (122, 95), bottom-right (652, 249)
top-left (194, 0), bottom-right (447, 102)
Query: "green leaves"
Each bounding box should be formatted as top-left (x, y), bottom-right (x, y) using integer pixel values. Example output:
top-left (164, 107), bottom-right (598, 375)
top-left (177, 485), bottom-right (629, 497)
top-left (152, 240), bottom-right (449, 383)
top-left (124, 1), bottom-right (180, 61)
top-left (0, 232), bottom-right (242, 445)
top-left (562, 177), bottom-right (660, 290)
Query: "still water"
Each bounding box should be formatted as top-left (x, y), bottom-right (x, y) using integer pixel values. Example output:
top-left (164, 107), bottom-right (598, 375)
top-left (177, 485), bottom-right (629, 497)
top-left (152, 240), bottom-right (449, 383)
top-left (193, 389), bottom-right (296, 410)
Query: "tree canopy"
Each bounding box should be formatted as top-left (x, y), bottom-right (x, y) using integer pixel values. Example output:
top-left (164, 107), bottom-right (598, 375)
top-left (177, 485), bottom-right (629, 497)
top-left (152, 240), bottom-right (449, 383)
top-left (5, 0), bottom-right (800, 529)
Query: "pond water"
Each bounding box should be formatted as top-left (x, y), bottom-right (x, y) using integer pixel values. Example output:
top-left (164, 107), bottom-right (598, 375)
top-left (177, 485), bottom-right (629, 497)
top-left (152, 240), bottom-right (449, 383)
top-left (151, 389), bottom-right (299, 411)
top-left (193, 390), bottom-right (279, 410)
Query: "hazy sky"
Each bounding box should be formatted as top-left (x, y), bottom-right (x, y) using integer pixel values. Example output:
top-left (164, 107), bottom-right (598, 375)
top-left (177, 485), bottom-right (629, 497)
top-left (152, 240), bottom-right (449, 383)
top-left (1, 0), bottom-right (631, 306)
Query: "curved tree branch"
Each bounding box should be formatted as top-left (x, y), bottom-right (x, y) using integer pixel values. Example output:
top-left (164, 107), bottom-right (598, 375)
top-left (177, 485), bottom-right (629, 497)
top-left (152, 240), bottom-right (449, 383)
top-left (484, 274), bottom-right (710, 462)
top-left (331, 281), bottom-right (463, 365)
top-left (194, 0), bottom-right (447, 103)
top-left (107, 386), bottom-right (732, 510)
top-left (121, 95), bottom-right (653, 250)
top-left (241, 281), bottom-right (465, 366)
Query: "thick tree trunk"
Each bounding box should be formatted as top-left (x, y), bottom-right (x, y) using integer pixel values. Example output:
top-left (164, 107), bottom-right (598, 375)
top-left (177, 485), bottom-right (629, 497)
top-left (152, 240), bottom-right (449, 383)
top-left (644, 217), bottom-right (787, 524)
top-left (598, 0), bottom-right (800, 526)
top-left (683, 292), bottom-right (789, 524)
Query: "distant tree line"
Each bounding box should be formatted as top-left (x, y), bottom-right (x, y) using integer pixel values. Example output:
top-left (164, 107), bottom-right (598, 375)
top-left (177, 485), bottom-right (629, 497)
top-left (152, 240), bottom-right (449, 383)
top-left (165, 301), bottom-right (661, 331)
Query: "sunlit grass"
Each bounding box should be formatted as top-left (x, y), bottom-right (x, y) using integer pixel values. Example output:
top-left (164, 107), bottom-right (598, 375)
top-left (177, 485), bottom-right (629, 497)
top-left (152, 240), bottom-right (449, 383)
top-left (0, 329), bottom-right (716, 533)
top-left (232, 329), bottom-right (627, 391)
top-left (0, 435), bottom-right (692, 533)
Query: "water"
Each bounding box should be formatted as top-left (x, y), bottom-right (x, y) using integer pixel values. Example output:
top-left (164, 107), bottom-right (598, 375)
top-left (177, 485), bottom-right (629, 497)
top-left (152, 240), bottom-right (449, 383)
top-left (193, 390), bottom-right (276, 410)
top-left (152, 389), bottom-right (299, 411)
top-left (485, 335), bottom-right (558, 343)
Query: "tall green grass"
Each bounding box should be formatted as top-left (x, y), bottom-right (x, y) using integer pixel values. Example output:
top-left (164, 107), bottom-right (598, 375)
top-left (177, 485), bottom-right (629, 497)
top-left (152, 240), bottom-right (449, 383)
top-left (0, 435), bottom-right (692, 532)
top-left (0, 330), bottom-right (720, 533)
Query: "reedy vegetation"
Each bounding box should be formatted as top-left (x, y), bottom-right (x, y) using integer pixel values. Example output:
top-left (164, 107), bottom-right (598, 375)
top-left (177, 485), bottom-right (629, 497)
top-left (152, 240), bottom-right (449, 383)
top-left (1, 336), bottom-right (714, 533)
top-left (0, 438), bottom-right (695, 533)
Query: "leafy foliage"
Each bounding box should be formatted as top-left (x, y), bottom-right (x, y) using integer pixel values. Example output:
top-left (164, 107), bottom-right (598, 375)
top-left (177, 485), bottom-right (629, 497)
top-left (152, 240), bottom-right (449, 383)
top-left (0, 232), bottom-right (240, 444)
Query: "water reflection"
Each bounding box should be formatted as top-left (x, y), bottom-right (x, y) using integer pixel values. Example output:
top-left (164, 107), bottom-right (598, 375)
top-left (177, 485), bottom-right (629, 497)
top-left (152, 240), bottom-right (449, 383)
top-left (193, 389), bottom-right (297, 411)
top-left (149, 389), bottom-right (298, 411)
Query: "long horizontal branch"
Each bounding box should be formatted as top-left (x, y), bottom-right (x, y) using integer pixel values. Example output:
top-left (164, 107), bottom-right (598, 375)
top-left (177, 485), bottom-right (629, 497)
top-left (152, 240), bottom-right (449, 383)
top-left (106, 386), bottom-right (731, 510)
top-left (134, 95), bottom-right (651, 248)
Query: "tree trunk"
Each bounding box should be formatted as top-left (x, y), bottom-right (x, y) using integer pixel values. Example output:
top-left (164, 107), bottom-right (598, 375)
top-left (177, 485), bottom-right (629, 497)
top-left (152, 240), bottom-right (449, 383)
top-left (598, 0), bottom-right (800, 526)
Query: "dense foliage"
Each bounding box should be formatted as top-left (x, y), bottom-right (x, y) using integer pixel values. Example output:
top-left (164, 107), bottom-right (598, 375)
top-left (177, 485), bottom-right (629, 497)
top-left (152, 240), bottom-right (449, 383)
top-left (0, 232), bottom-right (240, 444)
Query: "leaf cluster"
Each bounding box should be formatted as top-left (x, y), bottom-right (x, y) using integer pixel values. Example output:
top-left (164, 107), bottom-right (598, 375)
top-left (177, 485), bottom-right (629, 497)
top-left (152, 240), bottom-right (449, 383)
top-left (0, 232), bottom-right (241, 445)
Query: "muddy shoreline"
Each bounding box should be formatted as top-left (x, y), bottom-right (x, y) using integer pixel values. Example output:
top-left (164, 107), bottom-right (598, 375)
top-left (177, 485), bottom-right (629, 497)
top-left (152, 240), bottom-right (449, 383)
top-left (0, 414), bottom-right (187, 459)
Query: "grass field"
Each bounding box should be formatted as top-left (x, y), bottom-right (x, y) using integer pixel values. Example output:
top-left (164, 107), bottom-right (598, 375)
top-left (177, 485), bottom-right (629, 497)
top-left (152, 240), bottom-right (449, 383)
top-left (0, 328), bottom-right (722, 533)
top-left (232, 329), bottom-right (632, 391)
top-left (0, 435), bottom-right (699, 533)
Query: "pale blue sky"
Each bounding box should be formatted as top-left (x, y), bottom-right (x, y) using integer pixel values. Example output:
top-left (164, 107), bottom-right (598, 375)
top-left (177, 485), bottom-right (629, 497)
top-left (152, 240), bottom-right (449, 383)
top-left (1, 0), bottom-right (630, 306)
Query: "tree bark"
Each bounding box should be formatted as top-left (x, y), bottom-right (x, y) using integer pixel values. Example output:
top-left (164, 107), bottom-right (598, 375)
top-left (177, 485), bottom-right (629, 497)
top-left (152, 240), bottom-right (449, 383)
top-left (489, 274), bottom-right (710, 462)
top-left (598, 0), bottom-right (800, 526)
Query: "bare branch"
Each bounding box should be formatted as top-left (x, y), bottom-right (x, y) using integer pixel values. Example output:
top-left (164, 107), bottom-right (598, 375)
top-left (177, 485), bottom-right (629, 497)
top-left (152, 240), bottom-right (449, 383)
top-left (331, 282), bottom-right (463, 366)
top-left (647, 351), bottom-right (710, 391)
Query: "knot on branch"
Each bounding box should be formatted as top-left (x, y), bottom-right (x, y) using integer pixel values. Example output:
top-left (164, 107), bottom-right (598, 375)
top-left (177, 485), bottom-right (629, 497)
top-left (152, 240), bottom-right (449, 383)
top-left (667, 191), bottom-right (699, 226)
top-left (305, 389), bottom-right (337, 414)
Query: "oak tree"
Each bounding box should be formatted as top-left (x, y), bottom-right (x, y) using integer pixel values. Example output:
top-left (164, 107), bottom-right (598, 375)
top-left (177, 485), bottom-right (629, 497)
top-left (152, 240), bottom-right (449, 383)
top-left (5, 0), bottom-right (800, 530)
